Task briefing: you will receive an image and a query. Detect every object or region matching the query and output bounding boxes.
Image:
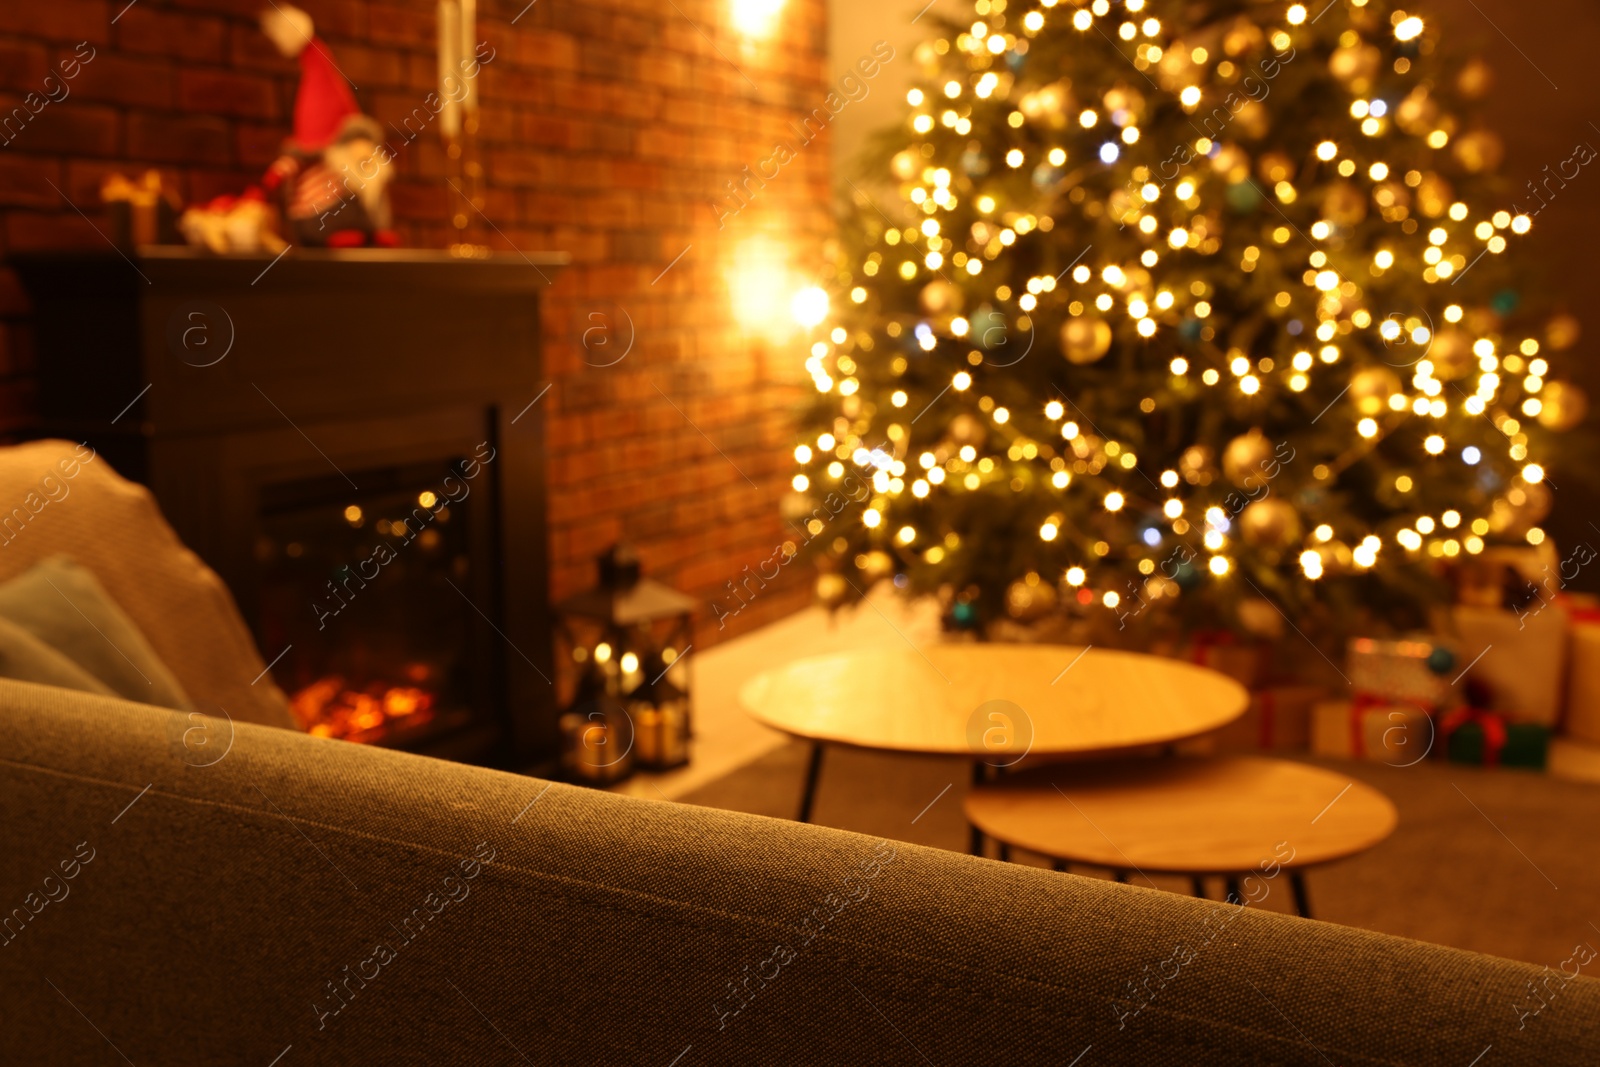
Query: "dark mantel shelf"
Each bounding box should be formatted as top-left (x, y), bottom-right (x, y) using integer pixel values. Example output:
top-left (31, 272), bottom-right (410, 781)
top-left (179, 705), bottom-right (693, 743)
top-left (8, 246), bottom-right (569, 440)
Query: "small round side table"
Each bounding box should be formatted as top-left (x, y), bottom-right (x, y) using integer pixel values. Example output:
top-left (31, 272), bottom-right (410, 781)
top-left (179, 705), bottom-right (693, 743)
top-left (963, 756), bottom-right (1398, 918)
top-left (740, 643), bottom-right (1248, 851)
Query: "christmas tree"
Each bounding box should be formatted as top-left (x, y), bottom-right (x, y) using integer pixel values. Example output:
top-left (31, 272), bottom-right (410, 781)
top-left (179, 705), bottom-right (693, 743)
top-left (790, 0), bottom-right (1586, 642)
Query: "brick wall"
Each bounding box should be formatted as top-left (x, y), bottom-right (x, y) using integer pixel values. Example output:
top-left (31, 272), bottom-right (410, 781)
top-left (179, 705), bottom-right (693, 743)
top-left (0, 0), bottom-right (832, 643)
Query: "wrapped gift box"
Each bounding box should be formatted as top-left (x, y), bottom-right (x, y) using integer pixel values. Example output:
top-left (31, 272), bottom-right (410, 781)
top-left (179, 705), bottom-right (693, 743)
top-left (1439, 707), bottom-right (1549, 770)
top-left (1447, 604), bottom-right (1567, 727)
top-left (1311, 700), bottom-right (1432, 764)
top-left (1548, 736), bottom-right (1600, 784)
top-left (1565, 609), bottom-right (1600, 745)
top-left (1184, 633), bottom-right (1268, 689)
top-left (1211, 685), bottom-right (1323, 752)
top-left (1347, 637), bottom-right (1453, 709)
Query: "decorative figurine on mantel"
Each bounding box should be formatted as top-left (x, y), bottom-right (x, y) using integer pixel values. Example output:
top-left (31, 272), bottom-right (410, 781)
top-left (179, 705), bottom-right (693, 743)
top-left (259, 3), bottom-right (398, 248)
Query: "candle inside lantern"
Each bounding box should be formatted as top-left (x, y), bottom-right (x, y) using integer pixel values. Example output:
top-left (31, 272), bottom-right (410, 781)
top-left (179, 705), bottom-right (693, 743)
top-left (436, 0), bottom-right (462, 139)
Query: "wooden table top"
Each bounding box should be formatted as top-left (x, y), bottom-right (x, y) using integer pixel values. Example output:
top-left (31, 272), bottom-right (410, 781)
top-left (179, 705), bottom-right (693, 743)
top-left (739, 644), bottom-right (1248, 758)
top-left (964, 757), bottom-right (1398, 874)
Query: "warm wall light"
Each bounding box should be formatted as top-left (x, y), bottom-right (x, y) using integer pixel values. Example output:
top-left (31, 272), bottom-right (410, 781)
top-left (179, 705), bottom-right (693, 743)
top-left (791, 286), bottom-right (828, 328)
top-left (728, 235), bottom-right (793, 333)
top-left (731, 0), bottom-right (783, 36)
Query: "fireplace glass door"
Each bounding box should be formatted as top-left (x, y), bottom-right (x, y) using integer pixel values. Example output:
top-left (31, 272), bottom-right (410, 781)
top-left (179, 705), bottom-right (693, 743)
top-left (254, 455), bottom-right (497, 748)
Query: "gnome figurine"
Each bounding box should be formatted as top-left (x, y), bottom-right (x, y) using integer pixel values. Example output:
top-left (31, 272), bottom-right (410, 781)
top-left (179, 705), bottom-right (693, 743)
top-left (258, 4), bottom-right (398, 247)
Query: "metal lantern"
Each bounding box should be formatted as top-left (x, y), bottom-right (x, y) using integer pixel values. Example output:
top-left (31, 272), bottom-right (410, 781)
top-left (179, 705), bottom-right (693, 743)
top-left (555, 544), bottom-right (696, 777)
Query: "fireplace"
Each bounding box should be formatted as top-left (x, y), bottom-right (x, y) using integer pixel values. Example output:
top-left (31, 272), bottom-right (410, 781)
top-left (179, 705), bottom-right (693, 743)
top-left (10, 247), bottom-right (567, 769)
top-left (258, 453), bottom-right (492, 746)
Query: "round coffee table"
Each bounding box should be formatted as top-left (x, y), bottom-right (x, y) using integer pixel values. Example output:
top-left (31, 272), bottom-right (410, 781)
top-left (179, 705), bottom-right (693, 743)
top-left (964, 756), bottom-right (1398, 917)
top-left (739, 644), bottom-right (1248, 846)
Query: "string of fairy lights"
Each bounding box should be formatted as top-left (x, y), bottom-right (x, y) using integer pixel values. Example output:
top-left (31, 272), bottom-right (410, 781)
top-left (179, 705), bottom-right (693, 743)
top-left (793, 0), bottom-right (1582, 622)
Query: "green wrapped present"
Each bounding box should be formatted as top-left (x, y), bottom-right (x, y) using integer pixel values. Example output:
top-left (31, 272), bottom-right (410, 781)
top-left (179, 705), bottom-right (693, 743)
top-left (1439, 706), bottom-right (1549, 770)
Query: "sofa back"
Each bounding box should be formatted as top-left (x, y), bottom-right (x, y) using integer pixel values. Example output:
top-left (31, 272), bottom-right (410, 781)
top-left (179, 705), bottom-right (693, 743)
top-left (0, 440), bottom-right (293, 728)
top-left (2, 681), bottom-right (1597, 1064)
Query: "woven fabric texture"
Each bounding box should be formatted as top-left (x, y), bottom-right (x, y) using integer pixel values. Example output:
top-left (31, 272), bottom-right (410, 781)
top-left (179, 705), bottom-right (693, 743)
top-left (2, 680), bottom-right (1597, 1065)
top-left (0, 440), bottom-right (294, 729)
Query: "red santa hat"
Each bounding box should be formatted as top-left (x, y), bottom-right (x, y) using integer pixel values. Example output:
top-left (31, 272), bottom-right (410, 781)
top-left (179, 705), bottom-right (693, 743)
top-left (291, 41), bottom-right (363, 152)
top-left (260, 5), bottom-right (373, 153)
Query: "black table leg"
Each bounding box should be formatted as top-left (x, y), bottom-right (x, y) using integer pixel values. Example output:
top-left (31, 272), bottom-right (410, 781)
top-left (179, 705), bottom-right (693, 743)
top-left (797, 741), bottom-right (824, 824)
top-left (969, 761), bottom-right (989, 857)
top-left (998, 843), bottom-right (1012, 863)
top-left (1290, 871), bottom-right (1312, 919)
top-left (1190, 876), bottom-right (1207, 899)
top-left (1224, 875), bottom-right (1243, 904)
top-left (1112, 870), bottom-right (1128, 884)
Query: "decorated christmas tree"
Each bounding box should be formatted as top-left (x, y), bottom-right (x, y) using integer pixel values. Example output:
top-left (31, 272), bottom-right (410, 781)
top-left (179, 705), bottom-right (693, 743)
top-left (790, 0), bottom-right (1586, 642)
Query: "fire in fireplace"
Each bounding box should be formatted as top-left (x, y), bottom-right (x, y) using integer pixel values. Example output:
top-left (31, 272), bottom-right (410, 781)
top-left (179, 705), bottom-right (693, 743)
top-left (254, 453), bottom-right (496, 749)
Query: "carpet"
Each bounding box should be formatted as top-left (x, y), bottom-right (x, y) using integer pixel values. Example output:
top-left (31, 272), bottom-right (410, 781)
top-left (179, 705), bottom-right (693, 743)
top-left (681, 741), bottom-right (1599, 969)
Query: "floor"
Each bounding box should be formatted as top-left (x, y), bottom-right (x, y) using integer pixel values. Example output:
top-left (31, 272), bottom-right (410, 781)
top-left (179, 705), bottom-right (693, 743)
top-left (632, 595), bottom-right (1600, 969)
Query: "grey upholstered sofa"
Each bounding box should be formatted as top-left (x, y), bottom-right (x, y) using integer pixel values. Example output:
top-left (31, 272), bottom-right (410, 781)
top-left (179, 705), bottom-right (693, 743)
top-left (2, 439), bottom-right (1598, 1062)
top-left (5, 682), bottom-right (1600, 1065)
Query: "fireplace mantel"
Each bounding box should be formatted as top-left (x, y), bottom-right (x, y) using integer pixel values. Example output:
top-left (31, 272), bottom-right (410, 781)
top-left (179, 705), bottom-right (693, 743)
top-left (10, 246), bottom-right (569, 769)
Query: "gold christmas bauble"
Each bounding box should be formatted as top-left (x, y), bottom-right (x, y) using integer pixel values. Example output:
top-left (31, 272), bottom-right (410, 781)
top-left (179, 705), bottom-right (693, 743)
top-left (1210, 144), bottom-right (1251, 183)
top-left (1454, 130), bottom-right (1504, 173)
top-left (1222, 429), bottom-right (1274, 487)
top-left (891, 149), bottom-right (920, 181)
top-left (919, 280), bottom-right (963, 317)
top-left (1429, 328), bottom-right (1476, 380)
top-left (1457, 59), bottom-right (1494, 99)
top-left (948, 412), bottom-right (986, 447)
top-left (1413, 172), bottom-right (1452, 218)
top-left (1322, 182), bottom-right (1368, 227)
top-left (1239, 498), bottom-right (1301, 550)
top-left (1395, 87), bottom-right (1438, 134)
top-left (1006, 574), bottom-right (1058, 622)
top-left (1061, 317), bottom-right (1112, 364)
top-left (1491, 482), bottom-right (1552, 535)
top-left (1547, 313), bottom-right (1582, 351)
top-left (1102, 86), bottom-right (1144, 115)
top-left (1179, 444), bottom-right (1214, 481)
top-left (859, 550), bottom-right (895, 582)
top-left (1019, 81), bottom-right (1070, 126)
top-left (1350, 366), bottom-right (1401, 416)
top-left (1223, 17), bottom-right (1264, 56)
top-left (1257, 152), bottom-right (1295, 185)
top-left (1234, 100), bottom-right (1269, 140)
top-left (1538, 381), bottom-right (1589, 430)
top-left (815, 573), bottom-right (848, 607)
top-left (1329, 43), bottom-right (1381, 91)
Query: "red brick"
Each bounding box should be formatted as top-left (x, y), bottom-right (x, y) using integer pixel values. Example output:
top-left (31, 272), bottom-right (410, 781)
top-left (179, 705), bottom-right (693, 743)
top-left (114, 7), bottom-right (226, 62)
top-left (0, 96), bottom-right (120, 156)
top-left (0, 40), bottom-right (51, 91)
top-left (67, 52), bottom-right (176, 109)
top-left (227, 23), bottom-right (291, 72)
top-left (126, 112), bottom-right (228, 164)
top-left (235, 123), bottom-right (288, 168)
top-left (0, 155), bottom-right (61, 209)
top-left (0, 0), bottom-right (108, 45)
top-left (177, 69), bottom-right (278, 118)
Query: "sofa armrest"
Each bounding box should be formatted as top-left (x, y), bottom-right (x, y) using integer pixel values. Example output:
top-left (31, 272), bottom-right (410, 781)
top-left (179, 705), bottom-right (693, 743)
top-left (1, 679), bottom-right (1595, 1065)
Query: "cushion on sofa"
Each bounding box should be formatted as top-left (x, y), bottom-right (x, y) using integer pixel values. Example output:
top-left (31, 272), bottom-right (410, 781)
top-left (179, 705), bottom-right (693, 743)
top-left (0, 557), bottom-right (192, 710)
top-left (0, 440), bottom-right (295, 728)
top-left (0, 614), bottom-right (117, 697)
